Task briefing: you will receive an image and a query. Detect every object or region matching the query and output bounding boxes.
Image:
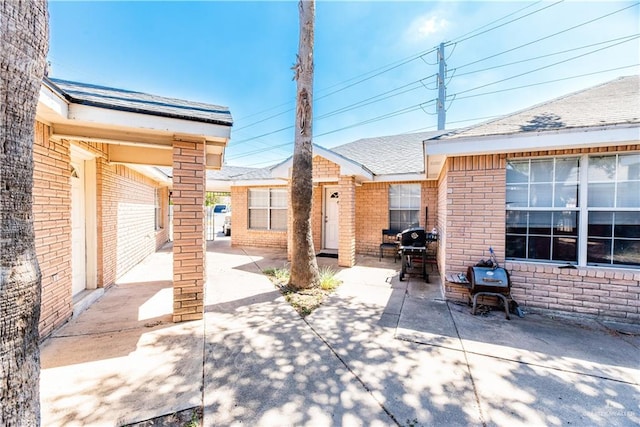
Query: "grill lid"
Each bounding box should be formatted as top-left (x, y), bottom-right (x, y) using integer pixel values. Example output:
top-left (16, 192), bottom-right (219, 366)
top-left (468, 266), bottom-right (509, 288)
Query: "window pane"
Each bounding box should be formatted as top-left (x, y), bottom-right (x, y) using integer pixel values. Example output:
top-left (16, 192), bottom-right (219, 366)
top-left (618, 153), bottom-right (640, 181)
top-left (555, 157), bottom-right (579, 183)
top-left (588, 183), bottom-right (615, 207)
top-left (249, 189), bottom-right (269, 208)
top-left (271, 189), bottom-right (288, 208)
top-left (529, 211), bottom-right (552, 235)
top-left (530, 183), bottom-right (553, 207)
top-left (530, 159), bottom-right (553, 182)
top-left (506, 184), bottom-right (528, 207)
top-left (615, 212), bottom-right (640, 238)
top-left (587, 238), bottom-right (612, 264)
top-left (249, 209), bottom-right (268, 229)
top-left (617, 181), bottom-right (640, 208)
top-left (506, 211), bottom-right (527, 234)
top-left (613, 239), bottom-right (640, 266)
top-left (390, 210), bottom-right (419, 231)
top-left (588, 212), bottom-right (613, 237)
top-left (270, 209), bottom-right (287, 230)
top-left (553, 211), bottom-right (578, 236)
top-left (554, 183), bottom-right (578, 208)
top-left (528, 236), bottom-right (551, 260)
top-left (589, 156), bottom-right (616, 182)
top-left (390, 184), bottom-right (420, 209)
top-left (506, 235), bottom-right (526, 258)
top-left (506, 161), bottom-right (529, 184)
top-left (553, 237), bottom-right (577, 262)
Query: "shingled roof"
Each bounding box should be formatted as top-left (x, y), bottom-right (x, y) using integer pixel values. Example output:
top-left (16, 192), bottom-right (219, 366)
top-left (331, 130), bottom-right (443, 175)
top-left (46, 77), bottom-right (233, 127)
top-left (434, 75), bottom-right (639, 140)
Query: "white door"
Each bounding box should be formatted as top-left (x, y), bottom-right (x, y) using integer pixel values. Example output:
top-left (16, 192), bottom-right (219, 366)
top-left (71, 161), bottom-right (86, 296)
top-left (323, 188), bottom-right (339, 250)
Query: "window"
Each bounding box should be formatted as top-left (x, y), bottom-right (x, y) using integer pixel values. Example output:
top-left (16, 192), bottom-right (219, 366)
top-left (587, 153), bottom-right (640, 266)
top-left (154, 188), bottom-right (162, 230)
top-left (506, 154), bottom-right (640, 267)
top-left (249, 188), bottom-right (287, 230)
top-left (389, 184), bottom-right (420, 231)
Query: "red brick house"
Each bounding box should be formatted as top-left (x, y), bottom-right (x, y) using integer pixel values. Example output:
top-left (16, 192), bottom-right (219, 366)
top-left (223, 75), bottom-right (639, 323)
top-left (35, 77), bottom-right (232, 338)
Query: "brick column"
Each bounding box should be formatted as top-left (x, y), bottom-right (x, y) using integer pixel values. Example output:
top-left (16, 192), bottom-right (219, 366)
top-left (338, 175), bottom-right (356, 267)
top-left (172, 139), bottom-right (206, 322)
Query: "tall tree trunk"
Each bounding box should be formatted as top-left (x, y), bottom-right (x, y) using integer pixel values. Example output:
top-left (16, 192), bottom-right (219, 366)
top-left (0, 1), bottom-right (48, 425)
top-left (289, 0), bottom-right (319, 290)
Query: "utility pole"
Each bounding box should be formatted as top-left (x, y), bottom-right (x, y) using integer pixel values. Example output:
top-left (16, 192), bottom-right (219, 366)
top-left (437, 42), bottom-right (446, 130)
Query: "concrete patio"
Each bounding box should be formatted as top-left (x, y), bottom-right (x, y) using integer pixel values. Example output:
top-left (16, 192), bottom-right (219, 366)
top-left (40, 236), bottom-right (640, 426)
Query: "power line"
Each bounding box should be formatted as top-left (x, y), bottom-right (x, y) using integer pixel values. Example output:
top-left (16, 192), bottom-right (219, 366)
top-left (450, 63), bottom-right (640, 102)
top-left (228, 64), bottom-right (638, 163)
top-left (452, 34), bottom-right (640, 78)
top-left (230, 74), bottom-right (438, 146)
top-left (454, 2), bottom-right (639, 71)
top-left (233, 46), bottom-right (438, 128)
top-left (447, 0), bottom-right (564, 46)
top-left (448, 36), bottom-right (640, 98)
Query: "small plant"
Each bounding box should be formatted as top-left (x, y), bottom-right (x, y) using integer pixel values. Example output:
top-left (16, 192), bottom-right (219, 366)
top-left (263, 266), bottom-right (290, 284)
top-left (319, 266), bottom-right (341, 290)
top-left (263, 265), bottom-right (341, 317)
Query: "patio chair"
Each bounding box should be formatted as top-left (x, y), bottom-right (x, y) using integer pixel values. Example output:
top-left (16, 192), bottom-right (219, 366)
top-left (379, 229), bottom-right (400, 262)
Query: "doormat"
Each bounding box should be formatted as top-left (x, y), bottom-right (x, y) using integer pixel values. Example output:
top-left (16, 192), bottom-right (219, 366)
top-left (316, 252), bottom-right (338, 258)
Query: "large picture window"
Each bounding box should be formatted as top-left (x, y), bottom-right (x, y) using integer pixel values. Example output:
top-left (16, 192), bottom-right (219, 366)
top-left (249, 188), bottom-right (287, 231)
top-left (389, 184), bottom-right (420, 231)
top-left (506, 154), bottom-right (640, 267)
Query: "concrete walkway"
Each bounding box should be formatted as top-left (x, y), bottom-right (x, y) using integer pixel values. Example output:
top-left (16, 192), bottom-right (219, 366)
top-left (40, 236), bottom-right (640, 426)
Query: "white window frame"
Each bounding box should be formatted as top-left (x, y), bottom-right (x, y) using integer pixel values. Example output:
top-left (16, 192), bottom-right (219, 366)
top-left (506, 153), bottom-right (640, 268)
top-left (248, 188), bottom-right (287, 231)
top-left (389, 183), bottom-right (421, 232)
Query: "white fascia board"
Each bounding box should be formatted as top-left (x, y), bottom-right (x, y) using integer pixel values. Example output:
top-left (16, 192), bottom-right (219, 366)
top-left (425, 125), bottom-right (640, 156)
top-left (68, 103), bottom-right (232, 140)
top-left (36, 84), bottom-right (68, 122)
top-left (230, 178), bottom-right (288, 187)
top-left (271, 145), bottom-right (374, 181)
top-left (372, 173), bottom-right (425, 183)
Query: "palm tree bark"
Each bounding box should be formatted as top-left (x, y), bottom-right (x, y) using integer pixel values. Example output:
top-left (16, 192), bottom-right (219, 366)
top-left (0, 1), bottom-right (49, 425)
top-left (289, 0), bottom-right (319, 290)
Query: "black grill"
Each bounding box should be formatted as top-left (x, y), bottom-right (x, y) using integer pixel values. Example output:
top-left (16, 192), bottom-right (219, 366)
top-left (399, 228), bottom-right (428, 282)
top-left (466, 265), bottom-right (515, 319)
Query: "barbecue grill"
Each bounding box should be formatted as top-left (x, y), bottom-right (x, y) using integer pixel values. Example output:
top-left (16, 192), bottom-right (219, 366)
top-left (399, 227), bottom-right (428, 282)
top-left (466, 265), bottom-right (514, 319)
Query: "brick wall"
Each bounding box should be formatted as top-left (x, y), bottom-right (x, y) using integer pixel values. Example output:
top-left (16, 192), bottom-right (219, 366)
top-left (172, 140), bottom-right (206, 322)
top-left (230, 185), bottom-right (288, 249)
top-left (506, 262), bottom-right (640, 323)
top-left (97, 160), bottom-right (169, 287)
top-left (338, 176), bottom-right (356, 267)
top-left (33, 121), bottom-right (170, 337)
top-left (313, 156), bottom-right (340, 179)
top-left (355, 181), bottom-right (438, 256)
top-left (439, 148), bottom-right (640, 323)
top-left (33, 122), bottom-right (73, 339)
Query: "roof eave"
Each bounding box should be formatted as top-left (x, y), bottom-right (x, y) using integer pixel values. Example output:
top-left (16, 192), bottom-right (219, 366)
top-left (425, 124), bottom-right (640, 178)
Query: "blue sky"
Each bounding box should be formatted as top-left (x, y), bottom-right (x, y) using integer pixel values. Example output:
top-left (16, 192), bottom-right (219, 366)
top-left (47, 1), bottom-right (640, 168)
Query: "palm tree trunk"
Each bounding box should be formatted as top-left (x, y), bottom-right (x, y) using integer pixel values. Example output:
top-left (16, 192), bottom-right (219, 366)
top-left (289, 0), bottom-right (320, 290)
top-left (0, 1), bottom-right (49, 425)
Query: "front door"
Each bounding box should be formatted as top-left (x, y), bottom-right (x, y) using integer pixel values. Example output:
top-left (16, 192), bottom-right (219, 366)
top-left (323, 187), bottom-right (339, 250)
top-left (71, 161), bottom-right (86, 297)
